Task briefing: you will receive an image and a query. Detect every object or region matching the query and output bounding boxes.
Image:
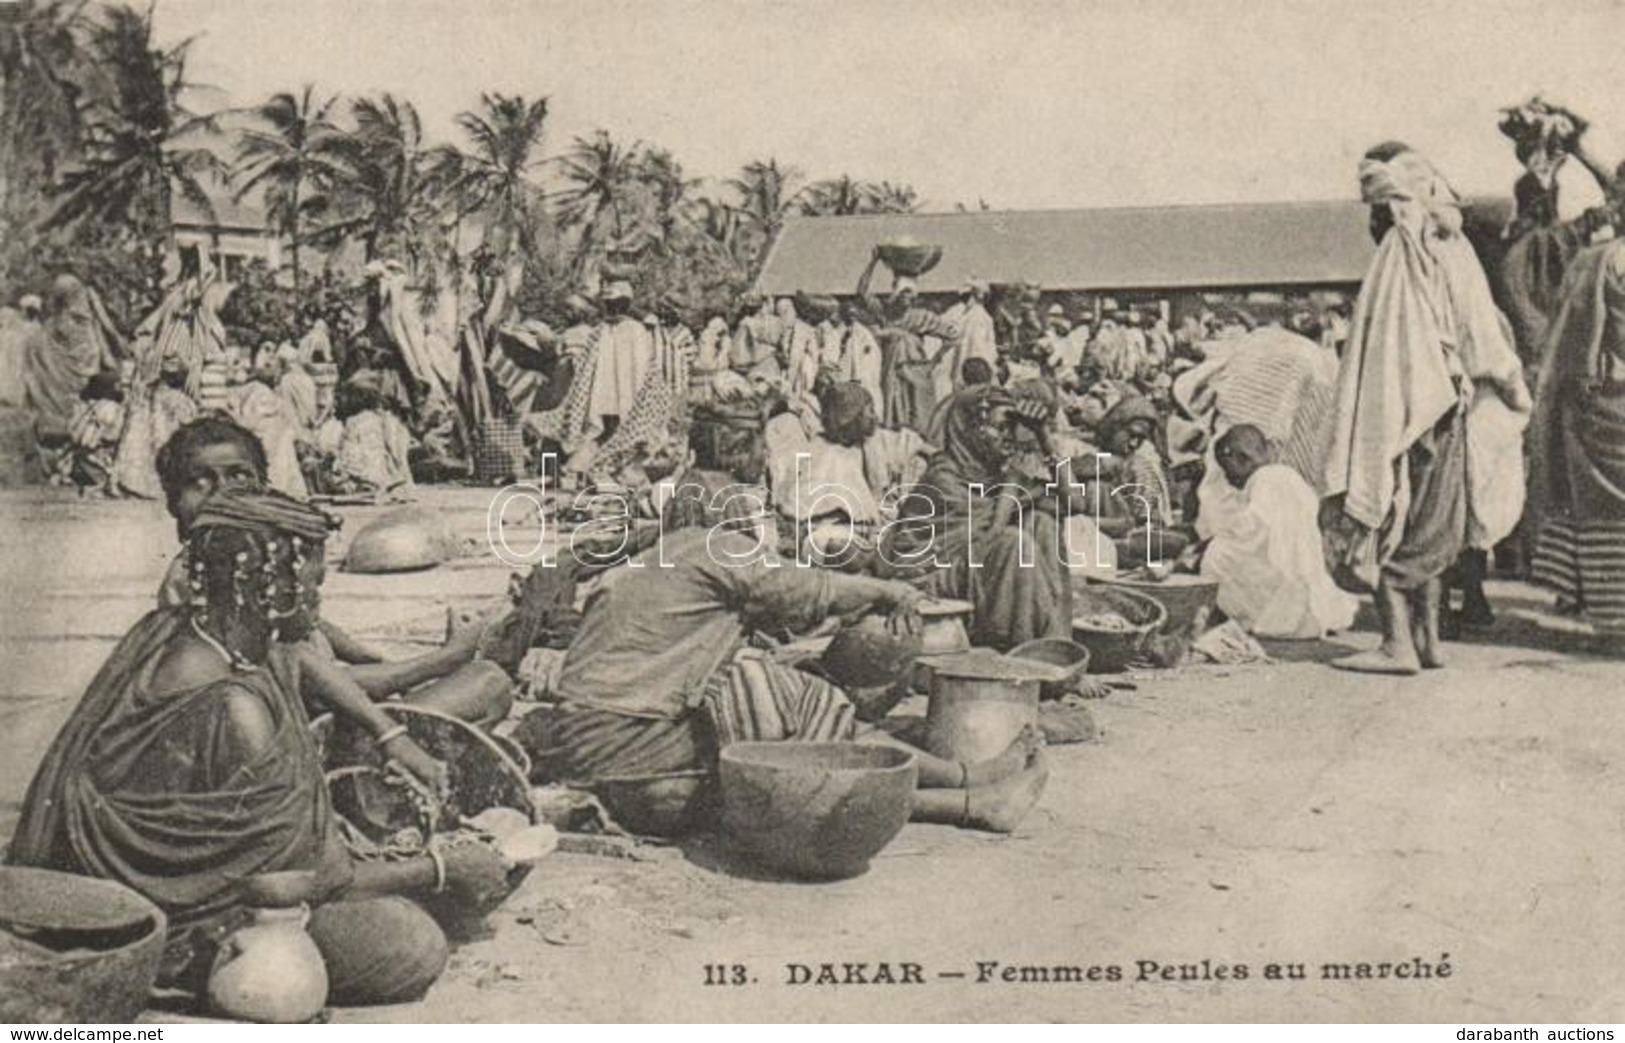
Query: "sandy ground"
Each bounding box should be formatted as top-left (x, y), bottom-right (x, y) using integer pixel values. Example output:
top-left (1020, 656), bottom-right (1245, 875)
top-left (2, 487), bottom-right (1622, 1024)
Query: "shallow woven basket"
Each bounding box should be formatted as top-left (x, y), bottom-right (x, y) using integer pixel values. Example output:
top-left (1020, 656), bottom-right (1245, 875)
top-left (1094, 573), bottom-right (1219, 641)
top-left (1070, 583), bottom-right (1167, 673)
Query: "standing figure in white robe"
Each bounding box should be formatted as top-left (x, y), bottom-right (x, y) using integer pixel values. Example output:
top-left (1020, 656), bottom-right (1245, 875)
top-left (571, 282), bottom-right (656, 476)
top-left (777, 298), bottom-right (821, 401)
top-left (834, 305), bottom-right (884, 417)
top-left (941, 281), bottom-right (998, 390)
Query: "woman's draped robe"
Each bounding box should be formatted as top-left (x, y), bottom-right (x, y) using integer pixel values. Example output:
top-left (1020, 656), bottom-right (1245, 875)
top-left (8, 611), bottom-right (331, 938)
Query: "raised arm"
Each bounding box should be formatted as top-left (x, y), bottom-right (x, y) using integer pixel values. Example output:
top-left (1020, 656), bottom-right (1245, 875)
top-left (856, 252), bottom-right (886, 322)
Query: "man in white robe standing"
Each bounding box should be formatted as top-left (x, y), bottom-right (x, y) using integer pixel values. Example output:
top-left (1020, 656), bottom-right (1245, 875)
top-left (942, 280), bottom-right (998, 390)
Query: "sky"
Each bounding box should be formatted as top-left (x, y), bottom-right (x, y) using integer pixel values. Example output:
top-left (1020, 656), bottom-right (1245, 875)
top-left (156, 0), bottom-right (1625, 215)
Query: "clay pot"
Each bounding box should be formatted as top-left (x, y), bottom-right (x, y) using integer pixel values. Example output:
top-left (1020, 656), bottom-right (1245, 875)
top-left (917, 598), bottom-right (973, 655)
top-left (207, 904), bottom-right (328, 1023)
top-left (0, 867), bottom-right (168, 1023)
top-left (720, 742), bottom-right (917, 880)
top-left (818, 613), bottom-right (921, 691)
top-left (924, 649), bottom-right (1067, 763)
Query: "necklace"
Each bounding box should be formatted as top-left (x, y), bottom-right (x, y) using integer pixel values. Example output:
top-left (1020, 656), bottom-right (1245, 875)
top-left (190, 617), bottom-right (259, 673)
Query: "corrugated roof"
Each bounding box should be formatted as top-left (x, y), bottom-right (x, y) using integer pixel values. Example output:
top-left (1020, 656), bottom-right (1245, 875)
top-left (757, 201), bottom-right (1385, 297)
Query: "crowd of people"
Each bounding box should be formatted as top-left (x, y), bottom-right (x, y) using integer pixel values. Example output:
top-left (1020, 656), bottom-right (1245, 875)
top-left (5, 99), bottom-right (1625, 1016)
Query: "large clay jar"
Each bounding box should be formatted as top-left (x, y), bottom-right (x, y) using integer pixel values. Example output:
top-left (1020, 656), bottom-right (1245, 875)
top-left (207, 904), bottom-right (328, 1023)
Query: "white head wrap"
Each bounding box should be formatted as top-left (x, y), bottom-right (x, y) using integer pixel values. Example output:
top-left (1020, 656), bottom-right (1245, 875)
top-left (1358, 150), bottom-right (1463, 236)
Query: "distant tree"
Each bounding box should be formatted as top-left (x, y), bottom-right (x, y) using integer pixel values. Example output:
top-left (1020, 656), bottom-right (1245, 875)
top-left (318, 93), bottom-right (441, 270)
top-left (871, 180), bottom-right (920, 214)
top-left (0, 0), bottom-right (88, 221)
top-left (633, 145), bottom-right (698, 255)
top-left (727, 157), bottom-right (803, 276)
top-left (430, 92), bottom-right (550, 264)
top-left (686, 193), bottom-right (752, 280)
top-left (553, 129), bottom-right (642, 275)
top-left (800, 175), bottom-right (878, 216)
top-left (0, 0), bottom-right (94, 291)
top-left (231, 85), bottom-right (348, 291)
top-left (44, 3), bottom-right (225, 291)
top-left (216, 258), bottom-right (301, 346)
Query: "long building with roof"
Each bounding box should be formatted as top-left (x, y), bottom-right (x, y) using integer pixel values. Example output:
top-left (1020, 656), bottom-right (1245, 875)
top-left (754, 199), bottom-right (1512, 318)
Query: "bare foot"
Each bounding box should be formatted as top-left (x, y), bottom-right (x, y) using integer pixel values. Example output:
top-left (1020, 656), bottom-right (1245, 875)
top-left (964, 751), bottom-right (1049, 833)
top-left (1330, 647), bottom-right (1421, 676)
top-left (1412, 618), bottom-right (1446, 670)
top-left (963, 724), bottom-right (1044, 787)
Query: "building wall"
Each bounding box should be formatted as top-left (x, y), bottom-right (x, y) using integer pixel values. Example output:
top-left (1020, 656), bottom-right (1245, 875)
top-left (172, 225), bottom-right (283, 283)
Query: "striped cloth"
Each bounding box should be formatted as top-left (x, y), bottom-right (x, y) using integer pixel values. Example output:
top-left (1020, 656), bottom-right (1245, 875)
top-left (488, 349), bottom-right (542, 415)
top-left (1171, 327), bottom-right (1337, 491)
top-left (527, 705), bottom-right (710, 785)
top-left (527, 654), bottom-right (855, 785)
top-left (1530, 518), bottom-right (1625, 630)
top-left (702, 653), bottom-right (858, 749)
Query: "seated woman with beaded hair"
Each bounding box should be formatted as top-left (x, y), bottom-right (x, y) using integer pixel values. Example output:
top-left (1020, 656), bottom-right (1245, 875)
top-left (8, 491), bottom-right (521, 1007)
top-left (153, 417), bottom-right (512, 757)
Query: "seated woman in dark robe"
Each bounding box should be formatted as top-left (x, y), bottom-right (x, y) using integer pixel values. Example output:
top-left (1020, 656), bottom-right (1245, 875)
top-left (889, 382), bottom-right (1074, 651)
top-left (7, 492), bottom-right (518, 1006)
top-left (1096, 395), bottom-right (1188, 565)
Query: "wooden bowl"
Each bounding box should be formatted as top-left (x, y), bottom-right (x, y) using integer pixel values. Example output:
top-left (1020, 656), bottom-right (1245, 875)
top-left (343, 506), bottom-right (459, 574)
top-left (720, 742), bottom-right (917, 880)
top-left (0, 867), bottom-right (168, 1023)
top-left (876, 243), bottom-right (943, 279)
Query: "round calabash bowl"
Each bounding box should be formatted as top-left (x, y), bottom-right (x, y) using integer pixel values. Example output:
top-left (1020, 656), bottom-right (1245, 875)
top-left (0, 866), bottom-right (168, 1023)
top-left (719, 742), bottom-right (918, 880)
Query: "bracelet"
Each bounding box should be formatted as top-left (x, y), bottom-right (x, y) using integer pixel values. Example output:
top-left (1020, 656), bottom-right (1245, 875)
top-left (375, 723), bottom-right (409, 747)
top-left (426, 844), bottom-right (448, 895)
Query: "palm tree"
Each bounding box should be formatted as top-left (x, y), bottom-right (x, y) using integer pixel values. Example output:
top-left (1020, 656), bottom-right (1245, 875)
top-left (553, 129), bottom-right (641, 274)
top-left (44, 3), bottom-right (224, 280)
top-left (799, 174), bottom-right (877, 217)
top-left (429, 92), bottom-right (549, 263)
top-left (727, 157), bottom-right (802, 276)
top-left (872, 180), bottom-right (921, 214)
top-left (632, 145), bottom-right (700, 257)
top-left (317, 92), bottom-right (439, 267)
top-left (231, 85), bottom-right (348, 291)
top-left (687, 192), bottom-right (751, 277)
